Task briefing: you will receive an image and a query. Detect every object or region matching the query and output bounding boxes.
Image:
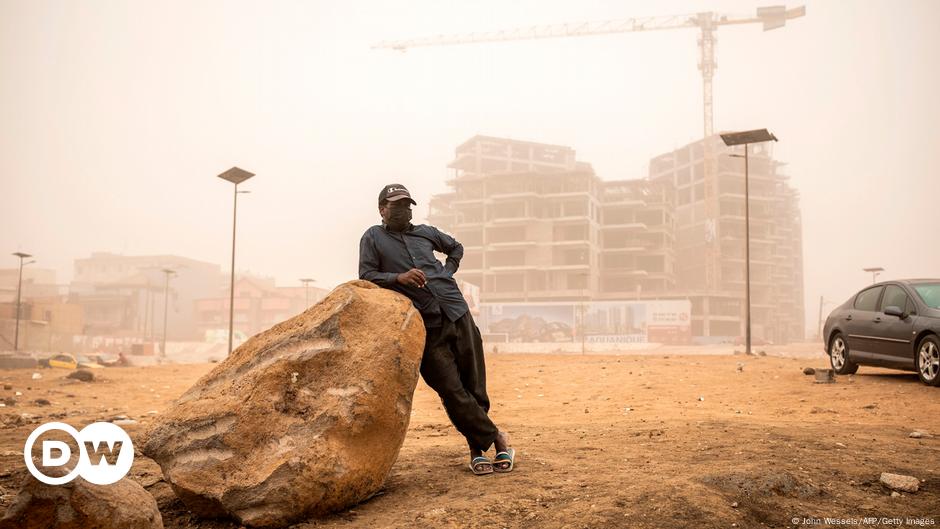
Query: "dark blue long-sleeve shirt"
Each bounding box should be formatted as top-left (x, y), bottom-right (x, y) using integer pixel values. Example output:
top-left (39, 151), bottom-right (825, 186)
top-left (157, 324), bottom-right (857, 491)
top-left (359, 223), bottom-right (469, 328)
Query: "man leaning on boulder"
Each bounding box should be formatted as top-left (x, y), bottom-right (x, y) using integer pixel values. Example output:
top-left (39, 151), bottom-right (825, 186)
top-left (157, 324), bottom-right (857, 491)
top-left (359, 183), bottom-right (515, 475)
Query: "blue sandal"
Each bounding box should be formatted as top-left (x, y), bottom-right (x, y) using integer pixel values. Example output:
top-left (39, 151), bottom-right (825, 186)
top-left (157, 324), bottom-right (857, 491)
top-left (469, 456), bottom-right (494, 475)
top-left (493, 448), bottom-right (515, 472)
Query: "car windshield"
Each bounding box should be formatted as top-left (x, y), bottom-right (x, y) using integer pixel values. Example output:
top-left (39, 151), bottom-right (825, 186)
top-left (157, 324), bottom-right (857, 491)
top-left (913, 283), bottom-right (940, 309)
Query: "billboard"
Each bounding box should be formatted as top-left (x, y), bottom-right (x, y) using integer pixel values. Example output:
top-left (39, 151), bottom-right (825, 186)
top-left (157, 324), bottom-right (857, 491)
top-left (482, 299), bottom-right (691, 345)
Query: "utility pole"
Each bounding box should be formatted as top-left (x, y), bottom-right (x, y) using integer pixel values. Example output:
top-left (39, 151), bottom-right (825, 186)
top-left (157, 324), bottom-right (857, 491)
top-left (218, 167), bottom-right (255, 355)
top-left (862, 267), bottom-right (884, 284)
top-left (12, 252), bottom-right (35, 352)
top-left (299, 278), bottom-right (316, 309)
top-left (817, 295), bottom-right (824, 341)
top-left (721, 129), bottom-right (778, 356)
top-left (160, 268), bottom-right (176, 360)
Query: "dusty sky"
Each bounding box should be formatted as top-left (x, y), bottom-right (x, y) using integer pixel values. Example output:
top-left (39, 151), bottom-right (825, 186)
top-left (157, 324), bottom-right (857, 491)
top-left (2, 0), bottom-right (938, 335)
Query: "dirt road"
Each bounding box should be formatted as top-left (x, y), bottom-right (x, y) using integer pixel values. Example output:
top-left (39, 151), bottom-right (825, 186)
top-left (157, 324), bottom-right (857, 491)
top-left (1, 348), bottom-right (937, 528)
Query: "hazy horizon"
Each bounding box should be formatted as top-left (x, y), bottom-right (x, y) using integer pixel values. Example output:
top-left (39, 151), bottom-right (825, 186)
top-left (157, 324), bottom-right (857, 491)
top-left (2, 0), bottom-right (938, 335)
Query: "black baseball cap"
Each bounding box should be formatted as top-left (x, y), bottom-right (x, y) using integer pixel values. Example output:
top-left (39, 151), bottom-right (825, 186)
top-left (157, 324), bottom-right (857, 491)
top-left (378, 184), bottom-right (417, 206)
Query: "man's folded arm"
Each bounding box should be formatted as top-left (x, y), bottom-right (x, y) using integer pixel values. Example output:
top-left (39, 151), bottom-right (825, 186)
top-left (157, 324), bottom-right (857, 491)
top-left (359, 232), bottom-right (398, 287)
top-left (431, 227), bottom-right (463, 275)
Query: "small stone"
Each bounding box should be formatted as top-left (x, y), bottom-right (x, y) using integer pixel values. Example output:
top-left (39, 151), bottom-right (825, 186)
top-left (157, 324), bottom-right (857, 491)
top-left (880, 472), bottom-right (919, 493)
top-left (736, 363), bottom-right (744, 372)
top-left (30, 373), bottom-right (41, 380)
top-left (909, 431), bottom-right (924, 439)
top-left (2, 384), bottom-right (11, 390)
top-left (891, 491), bottom-right (900, 498)
top-left (814, 369), bottom-right (835, 384)
top-left (835, 442), bottom-right (847, 448)
top-left (698, 396), bottom-right (705, 401)
top-left (803, 367), bottom-right (816, 375)
top-left (113, 418), bottom-right (138, 426)
top-left (33, 399), bottom-right (51, 406)
top-left (0, 460), bottom-right (163, 528)
top-left (67, 369), bottom-right (95, 382)
top-left (731, 501), bottom-right (739, 508)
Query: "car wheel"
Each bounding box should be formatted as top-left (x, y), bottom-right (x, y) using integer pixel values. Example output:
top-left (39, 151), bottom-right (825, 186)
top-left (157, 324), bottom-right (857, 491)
top-left (829, 333), bottom-right (858, 375)
top-left (916, 335), bottom-right (940, 387)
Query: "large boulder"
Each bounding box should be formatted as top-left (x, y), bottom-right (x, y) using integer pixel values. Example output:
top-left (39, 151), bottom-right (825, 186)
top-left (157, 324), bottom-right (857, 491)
top-left (141, 280), bottom-right (425, 528)
top-left (0, 463), bottom-right (163, 529)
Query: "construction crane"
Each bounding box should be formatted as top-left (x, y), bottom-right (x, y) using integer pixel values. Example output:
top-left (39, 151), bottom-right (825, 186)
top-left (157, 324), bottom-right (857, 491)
top-left (373, 5), bottom-right (806, 301)
top-left (372, 5), bottom-right (805, 138)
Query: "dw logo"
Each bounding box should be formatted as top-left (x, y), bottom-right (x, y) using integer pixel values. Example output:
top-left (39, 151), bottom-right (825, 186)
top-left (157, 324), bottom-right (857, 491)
top-left (23, 422), bottom-right (134, 485)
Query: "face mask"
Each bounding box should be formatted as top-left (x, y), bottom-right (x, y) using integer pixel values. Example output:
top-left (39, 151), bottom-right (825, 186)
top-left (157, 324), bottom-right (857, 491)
top-left (386, 207), bottom-right (412, 231)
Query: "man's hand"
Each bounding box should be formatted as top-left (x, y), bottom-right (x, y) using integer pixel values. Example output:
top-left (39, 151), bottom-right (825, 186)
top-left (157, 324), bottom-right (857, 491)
top-left (396, 268), bottom-right (427, 288)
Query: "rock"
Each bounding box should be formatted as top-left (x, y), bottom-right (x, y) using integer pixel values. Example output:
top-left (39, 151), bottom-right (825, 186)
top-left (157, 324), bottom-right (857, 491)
top-left (736, 363), bottom-right (744, 372)
top-left (33, 399), bottom-right (50, 406)
top-left (879, 472), bottom-right (919, 493)
top-left (2, 384), bottom-right (11, 390)
top-left (891, 491), bottom-right (901, 498)
top-left (0, 459), bottom-right (163, 529)
top-left (67, 370), bottom-right (95, 382)
top-left (909, 431), bottom-right (928, 439)
top-left (731, 501), bottom-right (739, 508)
top-left (30, 373), bottom-right (41, 380)
top-left (2, 397), bottom-right (15, 407)
top-left (113, 418), bottom-right (138, 426)
top-left (142, 280), bottom-right (425, 528)
top-left (802, 367), bottom-right (815, 375)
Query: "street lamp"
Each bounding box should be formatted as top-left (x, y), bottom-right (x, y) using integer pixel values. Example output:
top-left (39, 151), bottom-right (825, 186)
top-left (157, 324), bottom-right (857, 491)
top-left (160, 268), bottom-right (177, 361)
top-left (862, 267), bottom-right (884, 284)
top-left (12, 252), bottom-right (35, 352)
top-left (299, 278), bottom-right (316, 308)
top-left (218, 167), bottom-right (255, 356)
top-left (720, 128), bottom-right (779, 356)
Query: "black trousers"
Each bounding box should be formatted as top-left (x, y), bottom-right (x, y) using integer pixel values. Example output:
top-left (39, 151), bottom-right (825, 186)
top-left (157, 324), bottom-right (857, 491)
top-left (420, 310), bottom-right (499, 451)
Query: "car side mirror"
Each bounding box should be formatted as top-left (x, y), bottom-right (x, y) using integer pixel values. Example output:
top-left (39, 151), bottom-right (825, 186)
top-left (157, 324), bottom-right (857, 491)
top-left (883, 305), bottom-right (904, 318)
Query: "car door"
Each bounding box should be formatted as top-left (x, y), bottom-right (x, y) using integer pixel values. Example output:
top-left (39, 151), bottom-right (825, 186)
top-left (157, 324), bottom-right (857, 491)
top-left (844, 285), bottom-right (884, 360)
top-left (871, 284), bottom-right (916, 365)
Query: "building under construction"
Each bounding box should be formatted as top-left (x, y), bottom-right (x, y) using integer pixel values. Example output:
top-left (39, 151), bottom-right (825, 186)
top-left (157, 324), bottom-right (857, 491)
top-left (429, 135), bottom-right (804, 343)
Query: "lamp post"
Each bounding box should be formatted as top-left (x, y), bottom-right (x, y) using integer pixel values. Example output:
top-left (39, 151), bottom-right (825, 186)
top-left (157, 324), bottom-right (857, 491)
top-left (12, 252), bottom-right (35, 352)
top-left (720, 128), bottom-right (778, 356)
top-left (299, 278), bottom-right (316, 308)
top-left (862, 267), bottom-right (884, 284)
top-left (218, 167), bottom-right (255, 356)
top-left (160, 268), bottom-right (176, 360)
top-left (816, 295), bottom-right (835, 342)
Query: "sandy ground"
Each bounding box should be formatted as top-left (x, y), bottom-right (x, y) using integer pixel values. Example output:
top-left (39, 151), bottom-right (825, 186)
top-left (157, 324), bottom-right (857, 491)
top-left (0, 344), bottom-right (937, 529)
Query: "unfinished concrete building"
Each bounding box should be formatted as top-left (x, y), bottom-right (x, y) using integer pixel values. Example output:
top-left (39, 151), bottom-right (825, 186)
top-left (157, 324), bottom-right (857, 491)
top-left (429, 135), bottom-right (681, 301)
top-left (429, 135), bottom-right (805, 343)
top-left (648, 136), bottom-right (805, 343)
